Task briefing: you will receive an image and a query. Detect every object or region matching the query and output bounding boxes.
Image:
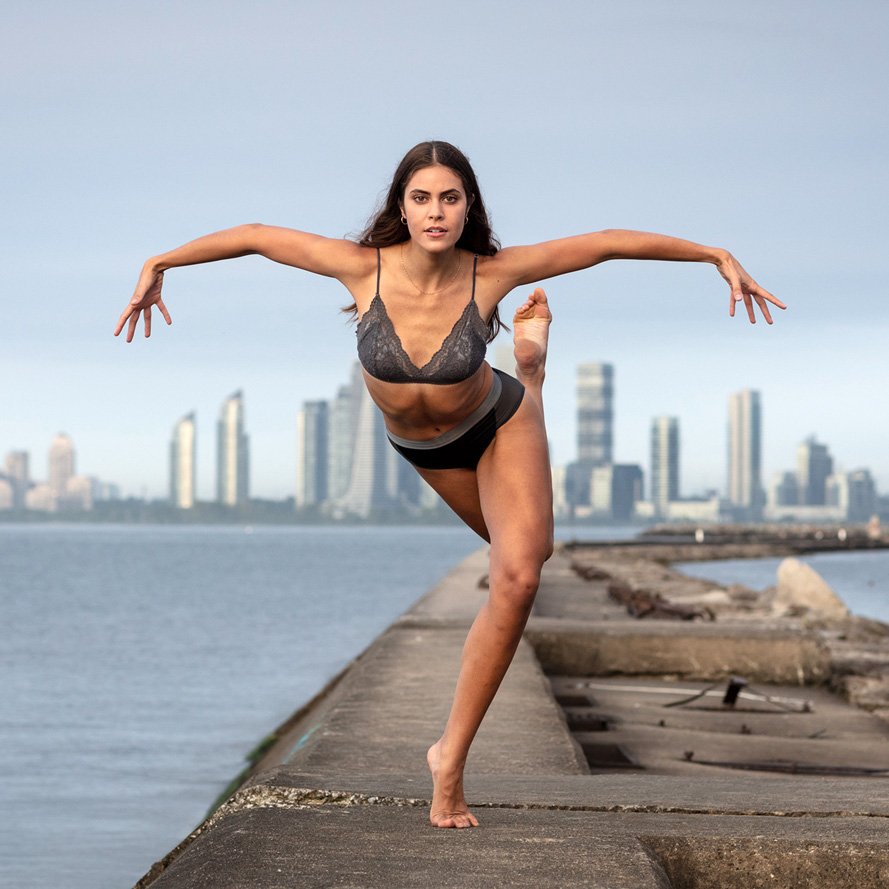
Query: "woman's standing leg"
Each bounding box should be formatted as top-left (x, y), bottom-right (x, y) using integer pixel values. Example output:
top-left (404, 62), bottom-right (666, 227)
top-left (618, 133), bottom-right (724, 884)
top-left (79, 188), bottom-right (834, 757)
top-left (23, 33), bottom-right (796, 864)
top-left (425, 391), bottom-right (554, 827)
top-left (420, 296), bottom-right (553, 827)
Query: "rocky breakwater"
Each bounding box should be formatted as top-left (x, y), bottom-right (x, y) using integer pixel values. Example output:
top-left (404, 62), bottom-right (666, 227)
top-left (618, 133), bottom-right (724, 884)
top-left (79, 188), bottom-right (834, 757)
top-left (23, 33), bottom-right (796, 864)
top-left (561, 526), bottom-right (889, 724)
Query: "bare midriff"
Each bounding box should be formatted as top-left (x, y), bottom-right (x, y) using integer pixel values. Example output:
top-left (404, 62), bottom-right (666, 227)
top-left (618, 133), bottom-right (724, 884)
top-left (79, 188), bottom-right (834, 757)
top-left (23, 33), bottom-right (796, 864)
top-left (362, 363), bottom-right (493, 441)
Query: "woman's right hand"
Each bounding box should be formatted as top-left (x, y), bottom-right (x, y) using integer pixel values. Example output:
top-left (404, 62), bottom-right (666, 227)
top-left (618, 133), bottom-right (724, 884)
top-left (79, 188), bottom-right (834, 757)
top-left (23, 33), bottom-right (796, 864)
top-left (114, 263), bottom-right (172, 342)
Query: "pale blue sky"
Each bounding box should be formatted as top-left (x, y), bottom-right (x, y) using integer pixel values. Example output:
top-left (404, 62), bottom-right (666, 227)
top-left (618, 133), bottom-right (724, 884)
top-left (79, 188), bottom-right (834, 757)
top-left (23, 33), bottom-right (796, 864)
top-left (3, 1), bottom-right (887, 499)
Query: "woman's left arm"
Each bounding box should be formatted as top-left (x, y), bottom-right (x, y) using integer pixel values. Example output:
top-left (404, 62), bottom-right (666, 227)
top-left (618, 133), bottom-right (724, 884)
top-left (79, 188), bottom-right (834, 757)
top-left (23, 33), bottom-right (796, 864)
top-left (496, 230), bottom-right (786, 324)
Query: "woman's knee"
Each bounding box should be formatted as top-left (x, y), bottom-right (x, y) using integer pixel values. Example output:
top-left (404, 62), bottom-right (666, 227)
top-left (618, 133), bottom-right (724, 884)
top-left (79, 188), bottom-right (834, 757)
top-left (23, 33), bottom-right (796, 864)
top-left (489, 559), bottom-right (543, 612)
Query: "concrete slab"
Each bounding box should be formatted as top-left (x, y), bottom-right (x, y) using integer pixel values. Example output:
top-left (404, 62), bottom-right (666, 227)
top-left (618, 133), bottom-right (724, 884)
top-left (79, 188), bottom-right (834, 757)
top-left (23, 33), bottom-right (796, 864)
top-left (145, 803), bottom-right (889, 889)
top-left (144, 805), bottom-right (672, 889)
top-left (244, 771), bottom-right (889, 819)
top-left (265, 624), bottom-right (586, 780)
top-left (549, 676), bottom-right (889, 776)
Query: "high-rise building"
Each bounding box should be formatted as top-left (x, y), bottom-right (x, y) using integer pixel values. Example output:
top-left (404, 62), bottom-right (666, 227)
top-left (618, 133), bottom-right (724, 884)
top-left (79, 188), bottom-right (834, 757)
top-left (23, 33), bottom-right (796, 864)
top-left (296, 400), bottom-right (329, 508)
top-left (576, 362), bottom-right (614, 465)
top-left (591, 464), bottom-right (644, 522)
top-left (48, 434), bottom-right (74, 500)
top-left (727, 389), bottom-right (763, 519)
top-left (4, 451), bottom-right (29, 509)
top-left (170, 412), bottom-right (197, 509)
top-left (337, 379), bottom-right (401, 517)
top-left (796, 436), bottom-right (833, 506)
top-left (827, 469), bottom-right (876, 522)
top-left (217, 391), bottom-right (249, 505)
top-left (650, 416), bottom-right (680, 517)
top-left (767, 471), bottom-right (799, 509)
top-left (327, 381), bottom-right (357, 502)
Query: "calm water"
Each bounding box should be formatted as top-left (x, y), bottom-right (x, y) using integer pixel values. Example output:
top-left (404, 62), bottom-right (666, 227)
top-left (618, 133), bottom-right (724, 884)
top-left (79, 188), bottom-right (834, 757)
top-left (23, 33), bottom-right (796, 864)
top-left (1, 524), bottom-right (485, 889)
top-left (675, 549), bottom-right (889, 622)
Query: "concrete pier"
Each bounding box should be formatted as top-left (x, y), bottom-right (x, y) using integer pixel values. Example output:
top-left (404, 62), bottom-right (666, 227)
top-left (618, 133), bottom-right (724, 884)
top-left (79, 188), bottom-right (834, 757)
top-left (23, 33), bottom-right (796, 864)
top-left (136, 542), bottom-right (889, 888)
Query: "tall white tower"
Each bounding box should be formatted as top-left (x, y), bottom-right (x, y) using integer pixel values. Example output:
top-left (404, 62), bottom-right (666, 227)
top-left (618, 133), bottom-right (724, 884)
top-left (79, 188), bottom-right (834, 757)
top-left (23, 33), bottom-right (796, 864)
top-left (577, 362), bottom-right (614, 465)
top-left (48, 434), bottom-right (74, 499)
top-left (650, 416), bottom-right (679, 517)
top-left (727, 389), bottom-right (763, 519)
top-left (170, 412), bottom-right (197, 509)
top-left (217, 391), bottom-right (249, 505)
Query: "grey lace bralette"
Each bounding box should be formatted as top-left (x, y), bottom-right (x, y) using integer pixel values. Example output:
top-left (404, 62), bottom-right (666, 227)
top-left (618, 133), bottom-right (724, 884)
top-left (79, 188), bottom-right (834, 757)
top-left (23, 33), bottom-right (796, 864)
top-left (356, 250), bottom-right (487, 385)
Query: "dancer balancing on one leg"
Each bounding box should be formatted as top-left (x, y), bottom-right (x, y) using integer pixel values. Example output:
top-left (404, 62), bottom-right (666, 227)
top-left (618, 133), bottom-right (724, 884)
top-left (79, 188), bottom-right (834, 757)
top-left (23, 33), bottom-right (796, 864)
top-left (115, 140), bottom-right (784, 829)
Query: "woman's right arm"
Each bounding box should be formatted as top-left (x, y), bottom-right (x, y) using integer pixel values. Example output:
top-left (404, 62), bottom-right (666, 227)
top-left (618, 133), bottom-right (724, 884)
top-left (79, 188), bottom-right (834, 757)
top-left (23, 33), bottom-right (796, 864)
top-left (114, 224), bottom-right (366, 342)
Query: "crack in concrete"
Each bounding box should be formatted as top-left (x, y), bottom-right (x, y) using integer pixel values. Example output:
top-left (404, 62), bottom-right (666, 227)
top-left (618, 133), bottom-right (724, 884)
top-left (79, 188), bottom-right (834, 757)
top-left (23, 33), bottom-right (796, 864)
top-left (214, 783), bottom-right (889, 822)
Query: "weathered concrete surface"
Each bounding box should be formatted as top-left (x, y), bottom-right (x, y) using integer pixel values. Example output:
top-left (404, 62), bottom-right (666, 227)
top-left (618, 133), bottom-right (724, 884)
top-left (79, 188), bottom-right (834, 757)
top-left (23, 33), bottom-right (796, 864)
top-left (527, 618), bottom-right (831, 684)
top-left (137, 541), bottom-right (889, 889)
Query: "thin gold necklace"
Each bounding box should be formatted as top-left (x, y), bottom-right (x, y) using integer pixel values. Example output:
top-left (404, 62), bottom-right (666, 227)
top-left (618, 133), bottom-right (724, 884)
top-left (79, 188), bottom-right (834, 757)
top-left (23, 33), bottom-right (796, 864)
top-left (400, 244), bottom-right (462, 295)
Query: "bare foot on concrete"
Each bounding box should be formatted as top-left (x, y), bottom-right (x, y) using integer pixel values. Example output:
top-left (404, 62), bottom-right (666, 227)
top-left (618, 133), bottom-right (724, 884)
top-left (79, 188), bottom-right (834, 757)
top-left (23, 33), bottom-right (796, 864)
top-left (427, 741), bottom-right (478, 828)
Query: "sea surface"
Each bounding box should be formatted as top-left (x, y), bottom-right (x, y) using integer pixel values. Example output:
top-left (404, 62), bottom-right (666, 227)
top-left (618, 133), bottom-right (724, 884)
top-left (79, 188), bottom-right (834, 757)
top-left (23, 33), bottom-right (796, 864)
top-left (3, 524), bottom-right (885, 889)
top-left (2, 524), bottom-right (486, 889)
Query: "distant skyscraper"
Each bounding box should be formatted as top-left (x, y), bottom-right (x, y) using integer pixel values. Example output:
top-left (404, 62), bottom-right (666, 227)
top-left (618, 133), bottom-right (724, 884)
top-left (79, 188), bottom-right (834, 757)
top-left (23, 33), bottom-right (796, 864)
top-left (217, 391), bottom-right (249, 505)
top-left (590, 464), bottom-right (644, 522)
top-left (768, 471), bottom-right (799, 509)
top-left (650, 416), bottom-right (680, 516)
top-left (797, 437), bottom-right (833, 506)
top-left (338, 379), bottom-right (400, 517)
top-left (48, 434), bottom-right (74, 499)
top-left (4, 451), bottom-right (29, 509)
top-left (577, 362), bottom-right (613, 465)
top-left (727, 389), bottom-right (763, 518)
top-left (327, 380), bottom-right (357, 502)
top-left (170, 412), bottom-right (197, 509)
top-left (827, 469), bottom-right (876, 522)
top-left (296, 400), bottom-right (329, 508)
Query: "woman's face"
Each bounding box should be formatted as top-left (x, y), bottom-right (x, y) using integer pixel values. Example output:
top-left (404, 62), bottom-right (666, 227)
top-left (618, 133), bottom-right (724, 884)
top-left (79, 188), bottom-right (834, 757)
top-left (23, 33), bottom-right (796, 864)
top-left (400, 164), bottom-right (472, 252)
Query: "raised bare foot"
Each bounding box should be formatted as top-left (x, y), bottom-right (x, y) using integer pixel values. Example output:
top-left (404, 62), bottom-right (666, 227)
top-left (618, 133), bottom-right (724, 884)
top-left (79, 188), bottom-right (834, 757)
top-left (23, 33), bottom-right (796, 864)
top-left (512, 287), bottom-right (551, 413)
top-left (427, 741), bottom-right (478, 828)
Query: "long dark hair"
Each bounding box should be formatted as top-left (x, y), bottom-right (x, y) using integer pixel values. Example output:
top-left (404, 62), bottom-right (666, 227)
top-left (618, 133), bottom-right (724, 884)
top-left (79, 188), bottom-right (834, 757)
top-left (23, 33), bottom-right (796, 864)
top-left (344, 141), bottom-right (505, 342)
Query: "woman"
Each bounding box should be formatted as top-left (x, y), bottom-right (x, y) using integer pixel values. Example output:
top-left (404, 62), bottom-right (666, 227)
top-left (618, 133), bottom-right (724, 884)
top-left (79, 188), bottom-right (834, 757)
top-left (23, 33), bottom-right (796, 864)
top-left (115, 140), bottom-right (784, 828)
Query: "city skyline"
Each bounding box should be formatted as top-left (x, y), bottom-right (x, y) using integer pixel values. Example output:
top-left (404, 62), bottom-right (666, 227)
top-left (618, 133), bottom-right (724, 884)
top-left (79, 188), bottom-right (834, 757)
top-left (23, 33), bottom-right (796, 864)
top-left (3, 362), bottom-right (884, 516)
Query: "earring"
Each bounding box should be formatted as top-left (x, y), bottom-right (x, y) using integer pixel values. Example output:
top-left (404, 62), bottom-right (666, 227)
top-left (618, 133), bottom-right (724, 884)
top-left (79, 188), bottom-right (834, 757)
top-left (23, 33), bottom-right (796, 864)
top-left (465, 215), bottom-right (469, 223)
top-left (401, 215), bottom-right (407, 224)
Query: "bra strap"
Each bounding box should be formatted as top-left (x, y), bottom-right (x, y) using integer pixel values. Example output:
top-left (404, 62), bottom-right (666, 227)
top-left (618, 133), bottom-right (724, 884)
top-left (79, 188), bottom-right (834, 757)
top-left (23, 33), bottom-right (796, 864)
top-left (470, 253), bottom-right (479, 300)
top-left (375, 248), bottom-right (381, 296)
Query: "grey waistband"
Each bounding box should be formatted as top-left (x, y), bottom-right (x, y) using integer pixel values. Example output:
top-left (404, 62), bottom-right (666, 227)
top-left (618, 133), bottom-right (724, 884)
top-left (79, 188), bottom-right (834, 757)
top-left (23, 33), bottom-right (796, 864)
top-left (386, 371), bottom-right (503, 450)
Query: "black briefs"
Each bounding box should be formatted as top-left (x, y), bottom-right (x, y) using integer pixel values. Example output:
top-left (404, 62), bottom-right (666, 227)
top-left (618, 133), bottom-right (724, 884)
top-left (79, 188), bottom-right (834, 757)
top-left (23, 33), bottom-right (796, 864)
top-left (386, 369), bottom-right (525, 470)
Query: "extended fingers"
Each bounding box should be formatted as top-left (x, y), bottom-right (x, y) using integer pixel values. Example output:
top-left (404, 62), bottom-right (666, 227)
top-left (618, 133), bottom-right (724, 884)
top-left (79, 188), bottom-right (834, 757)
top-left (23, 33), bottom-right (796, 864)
top-left (750, 284), bottom-right (785, 325)
top-left (157, 298), bottom-right (172, 325)
top-left (758, 287), bottom-right (786, 311)
top-left (114, 305), bottom-right (132, 337)
top-left (126, 308), bottom-right (140, 343)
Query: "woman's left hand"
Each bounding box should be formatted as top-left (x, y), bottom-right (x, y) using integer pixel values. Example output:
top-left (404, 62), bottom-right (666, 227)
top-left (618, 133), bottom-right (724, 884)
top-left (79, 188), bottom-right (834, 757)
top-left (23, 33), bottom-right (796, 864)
top-left (716, 250), bottom-right (786, 324)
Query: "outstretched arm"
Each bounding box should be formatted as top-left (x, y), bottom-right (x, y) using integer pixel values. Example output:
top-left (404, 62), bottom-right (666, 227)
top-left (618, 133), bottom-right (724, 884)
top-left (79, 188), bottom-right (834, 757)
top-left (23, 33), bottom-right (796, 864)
top-left (114, 225), bottom-right (367, 342)
top-left (495, 230), bottom-right (786, 324)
